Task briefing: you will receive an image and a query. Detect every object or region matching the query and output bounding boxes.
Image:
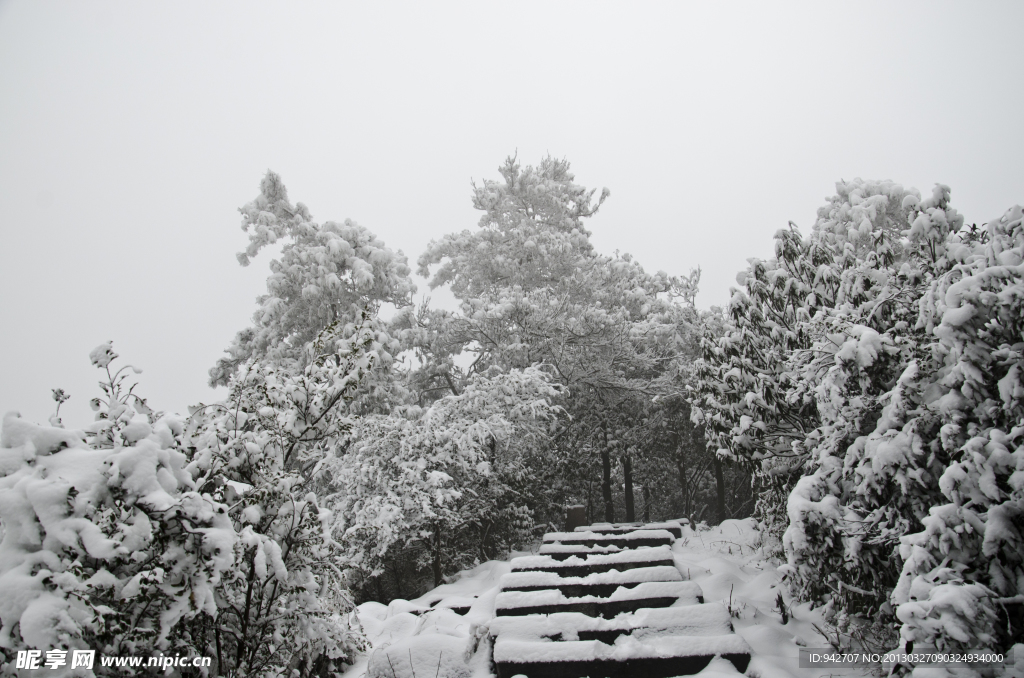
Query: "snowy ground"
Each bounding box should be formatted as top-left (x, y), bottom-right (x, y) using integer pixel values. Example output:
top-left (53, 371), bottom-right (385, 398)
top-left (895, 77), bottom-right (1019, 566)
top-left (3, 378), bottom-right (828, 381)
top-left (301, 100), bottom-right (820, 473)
top-left (669, 520), bottom-right (869, 678)
top-left (343, 519), bottom-right (875, 678)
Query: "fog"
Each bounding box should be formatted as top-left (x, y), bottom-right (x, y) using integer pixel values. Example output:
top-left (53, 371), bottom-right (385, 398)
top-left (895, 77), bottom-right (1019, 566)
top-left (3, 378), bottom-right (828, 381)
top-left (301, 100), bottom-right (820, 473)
top-left (2, 0), bottom-right (1021, 425)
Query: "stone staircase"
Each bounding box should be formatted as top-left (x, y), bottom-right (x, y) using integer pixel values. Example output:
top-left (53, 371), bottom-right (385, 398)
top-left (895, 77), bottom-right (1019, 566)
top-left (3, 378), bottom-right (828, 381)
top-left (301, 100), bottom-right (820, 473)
top-left (488, 521), bottom-right (751, 678)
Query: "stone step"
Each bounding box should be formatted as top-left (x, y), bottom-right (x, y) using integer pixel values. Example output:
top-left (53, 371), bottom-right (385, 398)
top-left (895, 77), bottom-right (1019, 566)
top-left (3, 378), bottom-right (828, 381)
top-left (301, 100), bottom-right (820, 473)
top-left (495, 581), bottom-right (703, 618)
top-left (499, 565), bottom-right (682, 599)
top-left (578, 521), bottom-right (686, 540)
top-left (487, 522), bottom-right (751, 678)
top-left (490, 604), bottom-right (750, 677)
top-left (488, 604), bottom-right (737, 642)
top-left (512, 545), bottom-right (675, 577)
top-left (543, 529), bottom-right (674, 550)
top-left (493, 634), bottom-right (751, 678)
top-left (539, 542), bottom-right (627, 559)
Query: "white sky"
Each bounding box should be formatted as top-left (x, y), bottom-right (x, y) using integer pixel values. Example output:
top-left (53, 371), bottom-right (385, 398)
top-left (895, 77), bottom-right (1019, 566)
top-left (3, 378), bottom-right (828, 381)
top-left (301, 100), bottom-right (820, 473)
top-left (2, 1), bottom-right (1022, 427)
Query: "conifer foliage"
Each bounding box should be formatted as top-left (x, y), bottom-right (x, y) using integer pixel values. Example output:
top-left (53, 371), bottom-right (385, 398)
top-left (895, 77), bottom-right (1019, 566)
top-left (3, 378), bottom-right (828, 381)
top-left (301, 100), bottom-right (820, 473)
top-left (209, 170), bottom-right (414, 392)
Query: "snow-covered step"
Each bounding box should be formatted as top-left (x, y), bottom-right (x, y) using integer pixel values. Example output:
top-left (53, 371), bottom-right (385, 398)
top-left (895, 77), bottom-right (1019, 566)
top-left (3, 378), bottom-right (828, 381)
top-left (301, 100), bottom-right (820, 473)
top-left (489, 599), bottom-right (750, 677)
top-left (492, 633), bottom-right (751, 678)
top-left (578, 520), bottom-right (686, 539)
top-left (488, 603), bottom-right (736, 642)
top-left (512, 545), bottom-right (675, 577)
top-left (543, 528), bottom-right (674, 549)
top-left (494, 581), bottom-right (704, 618)
top-left (538, 541), bottom-right (625, 559)
top-left (499, 565), bottom-right (681, 599)
top-left (487, 521), bottom-right (748, 677)
top-left (502, 565), bottom-right (682, 590)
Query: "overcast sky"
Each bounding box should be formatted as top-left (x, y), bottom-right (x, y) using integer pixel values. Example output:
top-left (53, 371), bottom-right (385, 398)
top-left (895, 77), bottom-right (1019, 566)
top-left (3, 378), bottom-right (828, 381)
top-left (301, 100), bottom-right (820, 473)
top-left (1, 1), bottom-right (1022, 427)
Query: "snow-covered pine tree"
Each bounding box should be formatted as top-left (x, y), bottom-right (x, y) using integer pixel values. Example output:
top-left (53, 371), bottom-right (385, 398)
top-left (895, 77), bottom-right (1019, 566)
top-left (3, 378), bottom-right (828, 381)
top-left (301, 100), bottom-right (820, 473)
top-left (210, 170), bottom-right (415, 415)
top-left (693, 180), bottom-right (931, 561)
top-left (412, 154), bottom-right (704, 524)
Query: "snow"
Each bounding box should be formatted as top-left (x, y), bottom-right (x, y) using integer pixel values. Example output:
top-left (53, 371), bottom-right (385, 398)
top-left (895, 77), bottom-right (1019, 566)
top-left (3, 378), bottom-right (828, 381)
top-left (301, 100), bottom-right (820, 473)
top-left (366, 634), bottom-right (474, 678)
top-left (1, 411), bottom-right (84, 455)
top-left (537, 541), bottom-right (623, 555)
top-left (673, 520), bottom-right (873, 678)
top-left (576, 520), bottom-right (687, 534)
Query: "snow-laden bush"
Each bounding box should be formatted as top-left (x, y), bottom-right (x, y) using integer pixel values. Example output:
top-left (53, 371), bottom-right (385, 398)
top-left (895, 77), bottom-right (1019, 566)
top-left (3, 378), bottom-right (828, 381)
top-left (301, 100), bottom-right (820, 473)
top-left (694, 179), bottom-right (932, 554)
top-left (1, 329), bottom-right (375, 676)
top-left (0, 346), bottom-right (236, 674)
top-left (334, 365), bottom-right (565, 590)
top-left (891, 204), bottom-right (1024, 651)
top-left (694, 179), bottom-right (1023, 652)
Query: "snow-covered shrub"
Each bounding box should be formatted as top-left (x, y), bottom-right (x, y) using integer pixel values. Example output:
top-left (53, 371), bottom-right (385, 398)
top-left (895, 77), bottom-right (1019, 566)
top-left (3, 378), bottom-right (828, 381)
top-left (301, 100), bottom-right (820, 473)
top-left (695, 180), bottom-right (1024, 651)
top-left (334, 366), bottom-right (565, 590)
top-left (0, 346), bottom-right (236, 674)
top-left (0, 321), bottom-right (378, 676)
top-left (891, 205), bottom-right (1024, 651)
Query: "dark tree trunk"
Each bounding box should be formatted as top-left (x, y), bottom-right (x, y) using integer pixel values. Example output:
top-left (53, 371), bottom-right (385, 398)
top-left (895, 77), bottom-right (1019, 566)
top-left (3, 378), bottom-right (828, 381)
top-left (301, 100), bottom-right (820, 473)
top-left (586, 476), bottom-right (594, 525)
top-left (676, 451), bottom-right (690, 521)
top-left (643, 484), bottom-right (651, 523)
top-left (622, 455), bottom-right (635, 523)
top-left (601, 448), bottom-right (614, 523)
top-left (714, 455), bottom-right (727, 523)
top-left (432, 524), bottom-right (443, 588)
top-left (480, 520), bottom-right (492, 562)
top-left (389, 555), bottom-right (405, 599)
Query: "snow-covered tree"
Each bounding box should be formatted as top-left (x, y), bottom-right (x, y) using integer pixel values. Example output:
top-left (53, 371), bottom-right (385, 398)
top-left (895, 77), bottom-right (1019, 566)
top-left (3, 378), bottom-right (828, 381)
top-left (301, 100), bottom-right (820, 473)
top-left (693, 180), bottom-right (1023, 652)
top-left (185, 321), bottom-right (377, 675)
top-left (412, 155), bottom-right (703, 524)
top-left (334, 366), bottom-right (565, 589)
top-left (210, 171), bottom-right (415, 413)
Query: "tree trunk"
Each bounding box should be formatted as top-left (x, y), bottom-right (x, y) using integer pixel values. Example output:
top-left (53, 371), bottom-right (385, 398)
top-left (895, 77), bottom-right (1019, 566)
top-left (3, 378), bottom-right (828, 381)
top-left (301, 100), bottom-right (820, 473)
top-left (586, 477), bottom-right (594, 525)
top-left (432, 524), bottom-right (443, 588)
top-left (622, 455), bottom-right (635, 523)
top-left (643, 484), bottom-right (651, 523)
top-left (480, 519), bottom-right (492, 562)
top-left (714, 455), bottom-right (727, 523)
top-left (601, 448), bottom-right (614, 523)
top-left (676, 451), bottom-right (690, 522)
top-left (389, 555), bottom-right (405, 599)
